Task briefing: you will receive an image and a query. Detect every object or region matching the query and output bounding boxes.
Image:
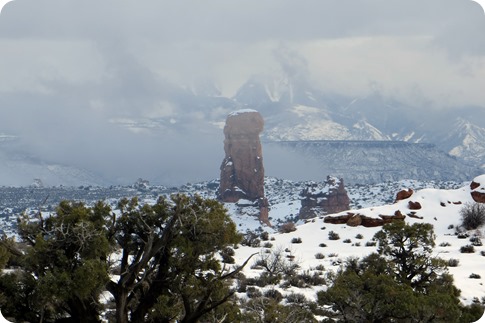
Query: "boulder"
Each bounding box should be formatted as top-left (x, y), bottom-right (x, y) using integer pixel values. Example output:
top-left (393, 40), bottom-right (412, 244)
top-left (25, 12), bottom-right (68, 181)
top-left (470, 175), bottom-right (485, 204)
top-left (395, 188), bottom-right (413, 202)
top-left (408, 201), bottom-right (422, 210)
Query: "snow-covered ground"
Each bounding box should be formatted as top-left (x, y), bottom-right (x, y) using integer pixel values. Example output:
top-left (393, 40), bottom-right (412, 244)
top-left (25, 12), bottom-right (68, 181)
top-left (229, 175), bottom-right (485, 307)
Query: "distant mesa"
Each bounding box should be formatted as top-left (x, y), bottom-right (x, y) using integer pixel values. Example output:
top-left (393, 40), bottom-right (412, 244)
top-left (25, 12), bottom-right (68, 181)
top-left (218, 109), bottom-right (270, 225)
top-left (298, 176), bottom-right (350, 219)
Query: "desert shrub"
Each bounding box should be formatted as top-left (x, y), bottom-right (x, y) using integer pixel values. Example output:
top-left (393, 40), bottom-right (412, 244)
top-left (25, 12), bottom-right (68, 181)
top-left (221, 247), bottom-right (236, 264)
top-left (328, 231), bottom-right (340, 240)
top-left (260, 231), bottom-right (270, 241)
top-left (263, 242), bottom-right (273, 249)
top-left (460, 245), bottom-right (475, 253)
top-left (343, 239), bottom-right (351, 243)
top-left (246, 286), bottom-right (262, 299)
top-left (457, 232), bottom-right (469, 239)
top-left (315, 264), bottom-right (325, 271)
top-left (365, 241), bottom-right (377, 247)
top-left (461, 202), bottom-right (485, 230)
top-left (319, 243), bottom-right (327, 247)
top-left (264, 288), bottom-right (283, 302)
top-left (481, 251), bottom-right (485, 257)
top-left (241, 230), bottom-right (261, 247)
top-left (315, 253), bottom-right (325, 259)
top-left (279, 222), bottom-right (297, 233)
top-left (448, 224), bottom-right (454, 229)
top-left (469, 273), bottom-right (481, 279)
top-left (353, 242), bottom-right (361, 247)
top-left (447, 258), bottom-right (460, 267)
top-left (439, 242), bottom-right (452, 247)
top-left (355, 233), bottom-right (364, 239)
top-left (286, 293), bottom-right (307, 304)
top-left (470, 236), bottom-right (483, 246)
top-left (291, 237), bottom-right (302, 244)
top-left (328, 253), bottom-right (338, 258)
top-left (255, 272), bottom-right (280, 287)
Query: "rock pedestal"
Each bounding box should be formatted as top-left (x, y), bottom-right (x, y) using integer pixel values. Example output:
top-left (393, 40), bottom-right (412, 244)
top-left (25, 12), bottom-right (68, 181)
top-left (219, 109), bottom-right (270, 225)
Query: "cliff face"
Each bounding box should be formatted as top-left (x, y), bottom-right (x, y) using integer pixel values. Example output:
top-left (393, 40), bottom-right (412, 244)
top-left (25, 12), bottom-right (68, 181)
top-left (219, 109), bottom-right (269, 224)
top-left (299, 176), bottom-right (350, 219)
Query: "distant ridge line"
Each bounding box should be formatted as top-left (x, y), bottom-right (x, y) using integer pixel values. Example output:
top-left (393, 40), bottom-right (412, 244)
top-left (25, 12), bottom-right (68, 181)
top-left (264, 140), bottom-right (435, 148)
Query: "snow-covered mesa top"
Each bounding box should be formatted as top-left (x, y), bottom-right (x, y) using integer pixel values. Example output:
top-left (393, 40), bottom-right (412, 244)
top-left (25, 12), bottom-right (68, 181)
top-left (228, 109), bottom-right (259, 117)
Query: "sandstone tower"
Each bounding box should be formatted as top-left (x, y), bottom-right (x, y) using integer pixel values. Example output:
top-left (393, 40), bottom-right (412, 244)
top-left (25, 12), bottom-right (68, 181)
top-left (219, 109), bottom-right (270, 225)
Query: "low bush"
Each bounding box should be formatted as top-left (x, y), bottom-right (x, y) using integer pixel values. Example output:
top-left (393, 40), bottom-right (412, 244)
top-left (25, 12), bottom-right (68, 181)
top-left (291, 237), bottom-right (302, 244)
top-left (470, 236), bottom-right (483, 246)
top-left (328, 231), bottom-right (340, 240)
top-left (264, 288), bottom-right (283, 302)
top-left (246, 286), bottom-right (262, 299)
top-left (365, 241), bottom-right (377, 247)
top-left (461, 202), bottom-right (485, 230)
top-left (286, 293), bottom-right (307, 304)
top-left (315, 253), bottom-right (325, 259)
top-left (469, 273), bottom-right (481, 279)
top-left (447, 258), bottom-right (460, 267)
top-left (460, 245), bottom-right (475, 253)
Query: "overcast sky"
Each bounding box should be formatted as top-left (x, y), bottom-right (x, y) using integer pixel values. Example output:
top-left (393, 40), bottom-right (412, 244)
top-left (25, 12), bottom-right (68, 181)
top-left (0, 0), bottom-right (484, 185)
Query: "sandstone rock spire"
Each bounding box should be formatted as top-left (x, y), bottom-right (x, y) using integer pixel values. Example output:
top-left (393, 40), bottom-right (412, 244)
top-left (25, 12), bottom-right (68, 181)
top-left (218, 109), bottom-right (270, 225)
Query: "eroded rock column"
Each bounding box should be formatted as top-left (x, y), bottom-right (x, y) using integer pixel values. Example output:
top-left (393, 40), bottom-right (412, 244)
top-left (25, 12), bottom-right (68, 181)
top-left (219, 109), bottom-right (270, 225)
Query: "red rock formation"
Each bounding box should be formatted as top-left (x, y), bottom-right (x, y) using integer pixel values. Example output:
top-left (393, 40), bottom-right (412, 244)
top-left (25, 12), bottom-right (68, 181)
top-left (470, 176), bottom-right (485, 203)
top-left (299, 176), bottom-right (350, 219)
top-left (219, 110), bottom-right (270, 224)
top-left (324, 210), bottom-right (405, 227)
top-left (395, 188), bottom-right (413, 202)
top-left (408, 201), bottom-right (422, 210)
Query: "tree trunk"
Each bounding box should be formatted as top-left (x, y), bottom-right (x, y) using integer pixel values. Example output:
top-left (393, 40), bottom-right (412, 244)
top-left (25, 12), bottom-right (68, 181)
top-left (114, 290), bottom-right (129, 323)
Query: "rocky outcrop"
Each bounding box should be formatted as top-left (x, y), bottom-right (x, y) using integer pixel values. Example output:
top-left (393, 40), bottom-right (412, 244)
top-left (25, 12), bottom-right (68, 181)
top-left (219, 109), bottom-right (270, 224)
top-left (395, 188), bottom-right (413, 202)
top-left (299, 176), bottom-right (350, 219)
top-left (471, 175), bottom-right (485, 203)
top-left (324, 210), bottom-right (405, 227)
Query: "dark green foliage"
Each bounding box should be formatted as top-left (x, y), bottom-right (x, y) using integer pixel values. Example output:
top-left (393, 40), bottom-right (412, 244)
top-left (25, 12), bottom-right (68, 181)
top-left (106, 195), bottom-right (247, 323)
top-left (3, 195), bottom-right (250, 323)
top-left (318, 222), bottom-right (483, 322)
top-left (2, 201), bottom-right (113, 322)
top-left (241, 297), bottom-right (317, 323)
top-left (291, 237), bottom-right (302, 243)
top-left (374, 221), bottom-right (446, 290)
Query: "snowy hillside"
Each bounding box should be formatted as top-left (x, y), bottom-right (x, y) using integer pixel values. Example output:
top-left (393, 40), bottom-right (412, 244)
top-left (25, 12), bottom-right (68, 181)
top-left (228, 175), bottom-right (485, 309)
